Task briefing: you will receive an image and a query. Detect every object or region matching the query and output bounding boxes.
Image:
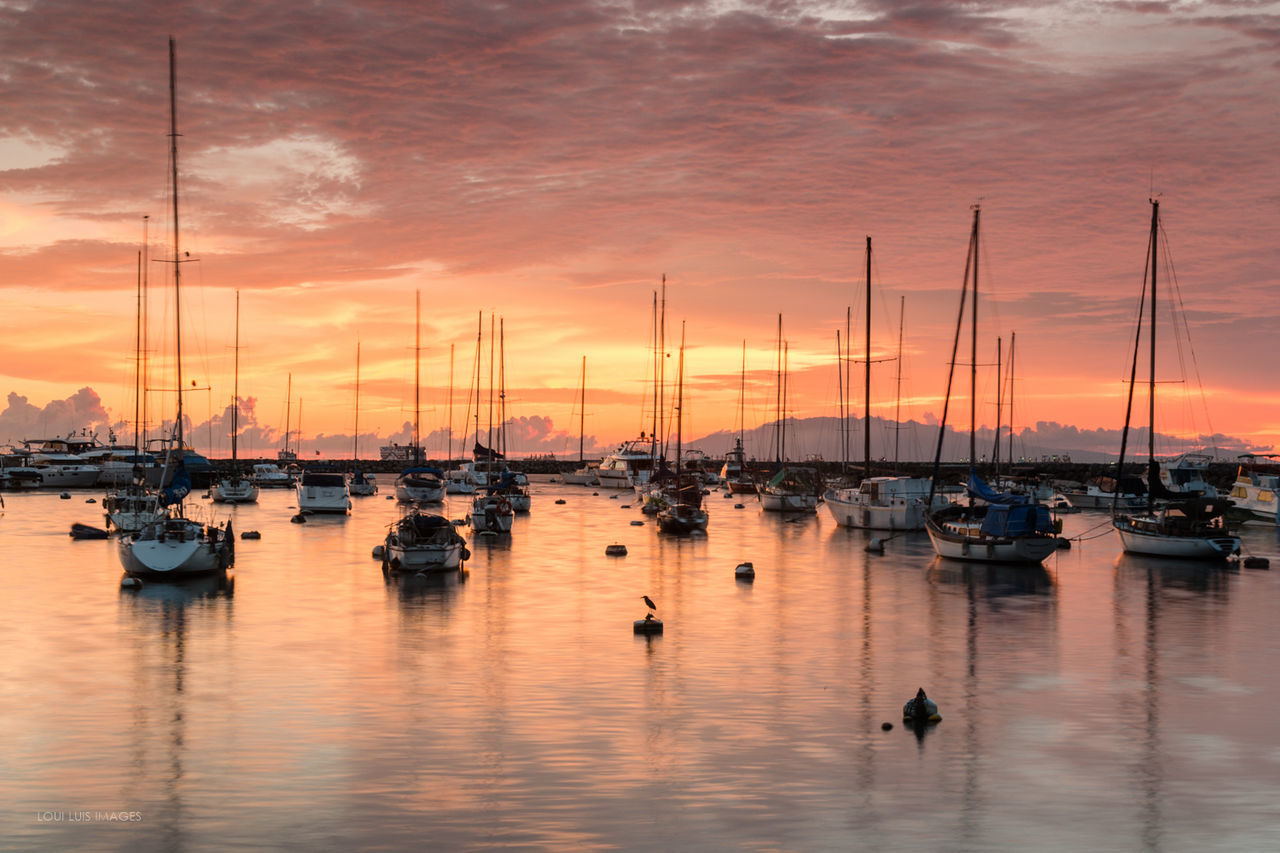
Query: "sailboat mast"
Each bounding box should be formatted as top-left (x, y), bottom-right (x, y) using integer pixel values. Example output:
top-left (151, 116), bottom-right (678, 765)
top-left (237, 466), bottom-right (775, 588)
top-left (168, 36), bottom-right (184, 451)
top-left (578, 355), bottom-right (586, 465)
top-left (836, 329), bottom-right (844, 473)
top-left (864, 235), bottom-right (871, 481)
top-left (232, 290), bottom-right (240, 463)
top-left (283, 373), bottom-right (291, 458)
top-left (1148, 200), bottom-right (1159, 467)
top-left (473, 312), bottom-right (482, 455)
top-left (738, 340), bottom-right (746, 451)
top-left (650, 290), bottom-right (658, 457)
top-left (1008, 332), bottom-right (1016, 465)
top-left (134, 248), bottom-right (143, 456)
top-left (969, 206), bottom-right (980, 468)
top-left (499, 317), bottom-right (506, 458)
top-left (413, 289), bottom-right (421, 466)
top-left (658, 275), bottom-right (667, 462)
top-left (992, 336), bottom-right (1001, 471)
top-left (353, 341), bottom-right (361, 462)
top-left (141, 215), bottom-right (149, 452)
top-left (447, 342), bottom-right (453, 465)
top-left (774, 314), bottom-right (782, 463)
top-left (894, 295), bottom-right (905, 470)
top-left (674, 321), bottom-right (685, 494)
top-left (487, 313), bottom-right (495, 475)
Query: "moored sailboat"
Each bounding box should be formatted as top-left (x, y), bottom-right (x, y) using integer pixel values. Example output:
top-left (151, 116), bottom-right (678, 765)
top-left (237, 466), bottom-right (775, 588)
top-left (1110, 200), bottom-right (1239, 559)
top-left (212, 291), bottom-right (259, 504)
top-left (118, 38), bottom-right (234, 578)
top-left (657, 323), bottom-right (708, 534)
top-left (924, 207), bottom-right (1057, 564)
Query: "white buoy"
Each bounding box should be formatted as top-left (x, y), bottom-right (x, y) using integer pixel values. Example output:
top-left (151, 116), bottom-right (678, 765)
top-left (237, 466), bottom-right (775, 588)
top-left (866, 538), bottom-right (884, 553)
top-left (120, 576), bottom-right (143, 590)
top-left (735, 561), bottom-right (755, 580)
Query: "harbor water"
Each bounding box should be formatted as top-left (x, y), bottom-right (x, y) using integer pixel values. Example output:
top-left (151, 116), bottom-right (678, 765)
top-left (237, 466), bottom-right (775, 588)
top-left (4, 479), bottom-right (1280, 851)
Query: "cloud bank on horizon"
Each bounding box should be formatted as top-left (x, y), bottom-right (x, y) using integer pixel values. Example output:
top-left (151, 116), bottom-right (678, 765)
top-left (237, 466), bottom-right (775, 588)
top-left (1, 0), bottom-right (1278, 449)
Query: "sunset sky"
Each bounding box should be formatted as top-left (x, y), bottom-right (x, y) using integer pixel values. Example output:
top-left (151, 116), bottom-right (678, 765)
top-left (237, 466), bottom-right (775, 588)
top-left (2, 0), bottom-right (1278, 461)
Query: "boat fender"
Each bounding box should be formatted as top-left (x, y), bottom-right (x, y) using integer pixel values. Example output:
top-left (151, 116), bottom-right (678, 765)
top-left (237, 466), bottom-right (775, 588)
top-left (460, 548), bottom-right (471, 561)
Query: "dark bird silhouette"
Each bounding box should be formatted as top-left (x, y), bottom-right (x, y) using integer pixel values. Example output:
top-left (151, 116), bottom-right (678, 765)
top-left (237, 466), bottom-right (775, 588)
top-left (642, 595), bottom-right (656, 610)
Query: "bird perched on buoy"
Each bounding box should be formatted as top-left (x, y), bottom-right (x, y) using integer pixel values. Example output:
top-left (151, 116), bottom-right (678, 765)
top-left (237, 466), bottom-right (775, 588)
top-left (903, 687), bottom-right (942, 723)
top-left (643, 595), bottom-right (656, 611)
top-left (634, 596), bottom-right (663, 634)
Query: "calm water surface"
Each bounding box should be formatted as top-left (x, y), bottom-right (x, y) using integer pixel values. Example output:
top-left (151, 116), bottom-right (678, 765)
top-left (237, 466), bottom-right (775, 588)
top-left (3, 481), bottom-right (1280, 851)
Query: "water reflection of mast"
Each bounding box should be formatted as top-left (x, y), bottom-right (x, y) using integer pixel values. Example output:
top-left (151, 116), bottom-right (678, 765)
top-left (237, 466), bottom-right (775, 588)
top-left (122, 574), bottom-right (233, 848)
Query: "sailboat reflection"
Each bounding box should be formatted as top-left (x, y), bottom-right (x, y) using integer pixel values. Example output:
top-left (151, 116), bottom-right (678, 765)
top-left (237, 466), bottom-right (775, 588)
top-left (119, 570), bottom-right (234, 847)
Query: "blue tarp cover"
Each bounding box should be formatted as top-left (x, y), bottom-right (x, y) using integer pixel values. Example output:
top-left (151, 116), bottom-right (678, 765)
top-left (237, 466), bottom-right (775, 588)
top-left (967, 469), bottom-right (1028, 506)
top-left (979, 503), bottom-right (1054, 537)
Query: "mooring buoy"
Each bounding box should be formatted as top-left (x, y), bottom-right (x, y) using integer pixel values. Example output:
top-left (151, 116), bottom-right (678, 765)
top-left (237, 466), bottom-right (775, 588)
top-left (606, 544), bottom-right (628, 556)
top-left (735, 561), bottom-right (755, 580)
top-left (1244, 555), bottom-right (1270, 569)
top-left (372, 545), bottom-right (386, 559)
top-left (633, 616), bottom-right (663, 635)
top-left (866, 538), bottom-right (884, 553)
top-left (630, 520), bottom-right (644, 526)
top-left (555, 499), bottom-right (566, 505)
top-left (291, 514), bottom-right (307, 524)
top-left (241, 530), bottom-right (261, 540)
top-left (120, 576), bottom-right (143, 590)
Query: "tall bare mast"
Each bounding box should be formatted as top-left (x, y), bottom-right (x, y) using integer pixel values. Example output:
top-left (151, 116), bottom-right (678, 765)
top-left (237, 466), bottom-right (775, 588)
top-left (231, 291), bottom-right (240, 462)
top-left (168, 36), bottom-right (185, 451)
top-left (353, 341), bottom-right (361, 462)
top-left (863, 235), bottom-right (872, 481)
top-left (969, 207), bottom-right (981, 469)
top-left (578, 355), bottom-right (586, 465)
top-left (894, 295), bottom-right (904, 469)
top-left (413, 289), bottom-right (421, 466)
top-left (447, 342), bottom-right (454, 465)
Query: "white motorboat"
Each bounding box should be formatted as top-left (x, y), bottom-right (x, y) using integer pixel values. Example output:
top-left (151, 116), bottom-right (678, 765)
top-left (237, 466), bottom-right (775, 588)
top-left (27, 452), bottom-right (101, 488)
top-left (597, 438), bottom-right (658, 490)
top-left (1229, 455), bottom-right (1280, 523)
top-left (250, 463), bottom-right (293, 488)
top-left (382, 510), bottom-right (470, 573)
top-left (823, 476), bottom-right (948, 531)
top-left (562, 464), bottom-right (598, 486)
top-left (296, 470), bottom-right (351, 514)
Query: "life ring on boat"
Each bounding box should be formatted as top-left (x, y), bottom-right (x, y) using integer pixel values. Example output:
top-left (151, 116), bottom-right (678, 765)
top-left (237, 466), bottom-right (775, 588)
top-left (498, 498), bottom-right (513, 515)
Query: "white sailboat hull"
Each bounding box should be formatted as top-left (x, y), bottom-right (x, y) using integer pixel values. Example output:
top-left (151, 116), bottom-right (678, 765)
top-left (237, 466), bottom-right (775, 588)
top-left (1112, 520), bottom-right (1240, 559)
top-left (926, 512), bottom-right (1057, 565)
top-left (759, 491), bottom-right (818, 513)
top-left (118, 520), bottom-right (230, 577)
top-left (471, 496), bottom-right (515, 532)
